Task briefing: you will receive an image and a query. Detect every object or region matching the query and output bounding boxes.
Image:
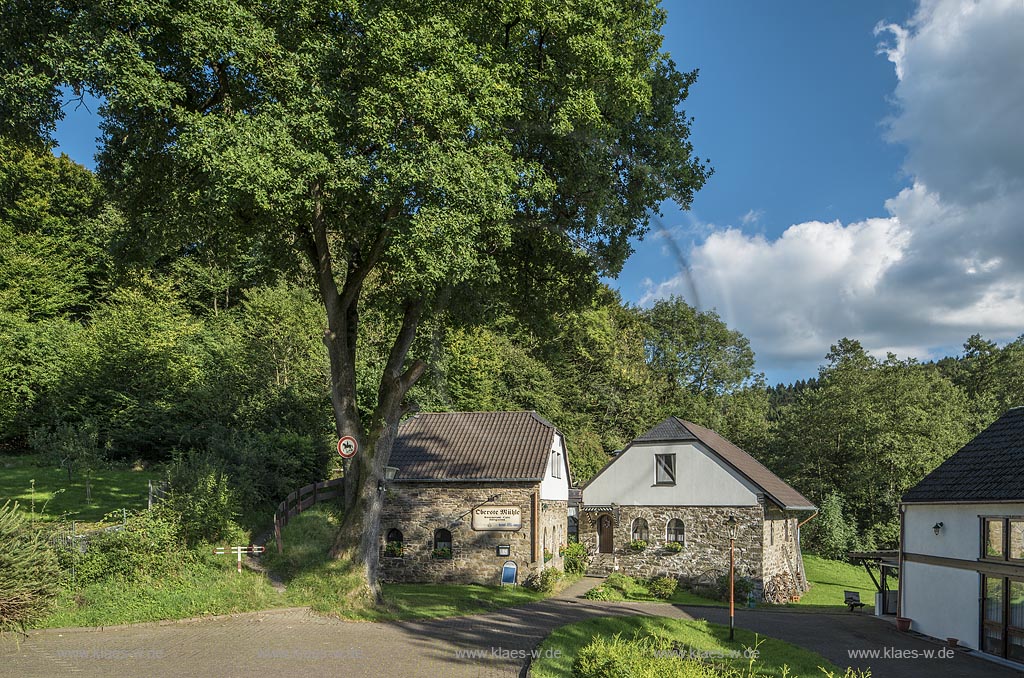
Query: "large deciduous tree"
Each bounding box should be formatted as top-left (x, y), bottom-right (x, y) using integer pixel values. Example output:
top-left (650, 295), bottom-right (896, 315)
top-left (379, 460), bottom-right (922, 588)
top-left (3, 0), bottom-right (710, 602)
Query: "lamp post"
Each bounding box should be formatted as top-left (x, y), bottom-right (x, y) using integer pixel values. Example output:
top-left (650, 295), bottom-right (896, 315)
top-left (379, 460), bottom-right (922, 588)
top-left (726, 515), bottom-right (739, 641)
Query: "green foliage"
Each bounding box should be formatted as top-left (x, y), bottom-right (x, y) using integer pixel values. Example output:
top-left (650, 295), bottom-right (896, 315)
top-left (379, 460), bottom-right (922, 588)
top-left (629, 539), bottom-right (648, 552)
top-left (28, 418), bottom-right (103, 481)
top-left (64, 508), bottom-right (183, 586)
top-left (604, 572), bottom-right (636, 592)
top-left (527, 567), bottom-right (563, 593)
top-left (713, 574), bottom-right (756, 603)
top-left (162, 454), bottom-right (240, 546)
top-left (771, 339), bottom-right (972, 543)
top-left (563, 541), bottom-right (589, 575)
top-left (663, 540), bottom-right (684, 553)
top-left (803, 493), bottom-right (857, 561)
top-left (646, 576), bottom-right (679, 599)
top-left (572, 633), bottom-right (721, 678)
top-left (0, 500), bottom-right (60, 632)
top-left (431, 547), bottom-right (452, 560)
top-left (583, 585), bottom-right (617, 601)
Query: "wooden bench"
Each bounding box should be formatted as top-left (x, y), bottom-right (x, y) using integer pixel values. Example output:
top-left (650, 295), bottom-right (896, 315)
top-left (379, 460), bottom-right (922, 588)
top-left (845, 590), bottom-right (866, 612)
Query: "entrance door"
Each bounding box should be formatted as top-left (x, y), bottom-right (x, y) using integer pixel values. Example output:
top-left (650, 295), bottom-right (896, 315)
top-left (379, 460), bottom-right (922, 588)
top-left (598, 514), bottom-right (613, 553)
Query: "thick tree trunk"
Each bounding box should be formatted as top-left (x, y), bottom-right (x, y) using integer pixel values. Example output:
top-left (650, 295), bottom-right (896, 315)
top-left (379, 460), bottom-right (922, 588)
top-left (301, 186), bottom-right (424, 606)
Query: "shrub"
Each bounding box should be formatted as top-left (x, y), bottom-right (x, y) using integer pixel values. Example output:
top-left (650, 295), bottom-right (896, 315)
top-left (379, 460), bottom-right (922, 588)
top-left (713, 574), bottom-right (755, 603)
top-left (67, 508), bottom-right (185, 586)
top-left (803, 492), bottom-right (856, 560)
top-left (527, 567), bottom-right (563, 593)
top-left (544, 548), bottom-right (554, 562)
top-left (384, 541), bottom-right (403, 558)
top-left (583, 585), bottom-right (617, 601)
top-left (431, 547), bottom-right (452, 559)
top-left (629, 539), bottom-right (648, 552)
top-left (647, 576), bottom-right (678, 599)
top-left (0, 501), bottom-right (61, 632)
top-left (572, 633), bottom-right (722, 678)
top-left (604, 572), bottom-right (635, 592)
top-left (663, 541), bottom-right (683, 553)
top-left (563, 541), bottom-right (589, 575)
top-left (163, 453), bottom-right (240, 546)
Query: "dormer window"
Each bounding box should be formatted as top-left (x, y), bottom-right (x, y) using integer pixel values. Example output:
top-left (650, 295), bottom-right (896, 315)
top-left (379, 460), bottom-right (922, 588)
top-left (655, 453), bottom-right (676, 485)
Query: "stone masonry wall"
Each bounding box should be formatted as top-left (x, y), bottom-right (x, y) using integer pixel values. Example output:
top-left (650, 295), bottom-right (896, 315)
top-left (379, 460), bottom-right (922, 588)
top-left (579, 505), bottom-right (763, 586)
top-left (761, 508), bottom-right (808, 601)
top-left (379, 481), bottom-right (565, 585)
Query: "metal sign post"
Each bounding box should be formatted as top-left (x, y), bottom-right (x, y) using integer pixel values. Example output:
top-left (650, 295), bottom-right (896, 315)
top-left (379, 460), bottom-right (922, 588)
top-left (213, 545), bottom-right (266, 573)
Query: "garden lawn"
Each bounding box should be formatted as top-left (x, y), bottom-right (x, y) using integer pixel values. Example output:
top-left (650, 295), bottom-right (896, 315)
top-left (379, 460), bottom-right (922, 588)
top-left (588, 573), bottom-right (724, 607)
top-left (0, 455), bottom-right (160, 524)
top-left (529, 615), bottom-right (841, 678)
top-left (787, 555), bottom-right (877, 610)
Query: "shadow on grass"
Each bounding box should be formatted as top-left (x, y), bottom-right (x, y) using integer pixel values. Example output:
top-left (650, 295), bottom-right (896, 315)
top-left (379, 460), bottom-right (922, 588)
top-left (261, 504), bottom-right (547, 621)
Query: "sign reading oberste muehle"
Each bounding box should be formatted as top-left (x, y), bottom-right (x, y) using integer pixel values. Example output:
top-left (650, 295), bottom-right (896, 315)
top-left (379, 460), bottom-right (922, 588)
top-left (471, 506), bottom-right (523, 531)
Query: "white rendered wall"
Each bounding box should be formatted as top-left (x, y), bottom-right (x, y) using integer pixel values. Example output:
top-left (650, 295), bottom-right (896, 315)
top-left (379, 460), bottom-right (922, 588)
top-left (539, 433), bottom-right (569, 501)
top-left (583, 441), bottom-right (760, 506)
top-left (902, 561), bottom-right (980, 648)
top-left (904, 503), bottom-right (1024, 559)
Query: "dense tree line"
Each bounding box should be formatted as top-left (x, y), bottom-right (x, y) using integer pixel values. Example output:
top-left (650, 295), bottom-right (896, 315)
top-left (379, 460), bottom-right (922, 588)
top-left (3, 141), bottom-right (1021, 555)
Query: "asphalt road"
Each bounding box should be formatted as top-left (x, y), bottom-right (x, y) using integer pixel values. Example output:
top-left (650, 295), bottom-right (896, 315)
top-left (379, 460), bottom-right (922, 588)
top-left (2, 578), bottom-right (1017, 678)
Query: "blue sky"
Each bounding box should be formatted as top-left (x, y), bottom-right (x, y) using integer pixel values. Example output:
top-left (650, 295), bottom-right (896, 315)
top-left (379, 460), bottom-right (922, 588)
top-left (51, 1), bottom-right (1024, 387)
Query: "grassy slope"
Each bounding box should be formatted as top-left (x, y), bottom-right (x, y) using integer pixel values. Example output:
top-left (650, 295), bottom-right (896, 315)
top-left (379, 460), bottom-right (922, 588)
top-left (0, 454), bottom-right (160, 524)
top-left (530, 615), bottom-right (840, 678)
top-left (588, 574), bottom-right (725, 607)
top-left (788, 555), bottom-right (878, 609)
top-left (263, 504), bottom-right (552, 620)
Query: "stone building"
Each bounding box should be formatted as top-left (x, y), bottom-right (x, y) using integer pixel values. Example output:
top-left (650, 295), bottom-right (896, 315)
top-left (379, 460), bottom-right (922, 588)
top-left (580, 417), bottom-right (814, 602)
top-left (379, 411), bottom-right (570, 585)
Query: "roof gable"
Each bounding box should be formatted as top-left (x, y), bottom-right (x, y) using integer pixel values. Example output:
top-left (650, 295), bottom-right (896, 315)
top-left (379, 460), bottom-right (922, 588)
top-left (390, 411), bottom-right (558, 481)
top-left (902, 406), bottom-right (1024, 503)
top-left (584, 416), bottom-right (815, 510)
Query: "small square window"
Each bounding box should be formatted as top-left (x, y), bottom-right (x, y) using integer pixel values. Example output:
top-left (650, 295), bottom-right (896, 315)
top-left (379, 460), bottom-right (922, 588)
top-left (655, 454), bottom-right (676, 485)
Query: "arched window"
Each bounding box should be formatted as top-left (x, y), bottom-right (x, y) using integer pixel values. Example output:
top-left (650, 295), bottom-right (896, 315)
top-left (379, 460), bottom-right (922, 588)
top-left (631, 518), bottom-right (650, 542)
top-left (384, 528), bottom-right (403, 557)
top-left (433, 528), bottom-right (452, 559)
top-left (667, 519), bottom-right (685, 544)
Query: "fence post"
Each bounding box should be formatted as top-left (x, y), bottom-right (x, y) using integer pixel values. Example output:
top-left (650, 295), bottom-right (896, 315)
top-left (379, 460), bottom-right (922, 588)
top-left (274, 514), bottom-right (283, 554)
top-left (148, 480), bottom-right (153, 510)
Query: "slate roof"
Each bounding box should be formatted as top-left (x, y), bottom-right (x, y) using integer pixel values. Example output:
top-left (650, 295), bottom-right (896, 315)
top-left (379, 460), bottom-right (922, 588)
top-left (595, 416), bottom-right (815, 511)
top-left (389, 411), bottom-right (560, 482)
top-left (902, 406), bottom-right (1024, 503)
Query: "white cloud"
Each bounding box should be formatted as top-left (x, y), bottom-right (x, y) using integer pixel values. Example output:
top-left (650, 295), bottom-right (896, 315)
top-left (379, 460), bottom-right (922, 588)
top-left (644, 0), bottom-right (1024, 374)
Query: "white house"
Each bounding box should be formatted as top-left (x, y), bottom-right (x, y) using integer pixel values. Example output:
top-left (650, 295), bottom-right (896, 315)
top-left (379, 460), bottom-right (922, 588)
top-left (900, 405), bottom-right (1024, 664)
top-left (580, 417), bottom-right (815, 601)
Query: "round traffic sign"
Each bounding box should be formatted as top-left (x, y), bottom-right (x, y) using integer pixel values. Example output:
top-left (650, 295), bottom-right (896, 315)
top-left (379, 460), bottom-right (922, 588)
top-left (337, 435), bottom-right (358, 458)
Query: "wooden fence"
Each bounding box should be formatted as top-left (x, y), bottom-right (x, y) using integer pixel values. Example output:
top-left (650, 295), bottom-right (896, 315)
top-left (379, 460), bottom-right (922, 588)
top-left (273, 477), bottom-right (345, 553)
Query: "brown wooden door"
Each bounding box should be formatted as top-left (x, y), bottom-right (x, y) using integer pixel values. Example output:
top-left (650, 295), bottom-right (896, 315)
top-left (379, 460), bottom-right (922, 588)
top-left (598, 515), bottom-right (613, 553)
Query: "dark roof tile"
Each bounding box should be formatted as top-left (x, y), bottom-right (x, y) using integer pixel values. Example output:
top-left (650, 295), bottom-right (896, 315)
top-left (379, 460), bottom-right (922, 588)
top-left (390, 411), bottom-right (558, 481)
top-left (902, 406), bottom-right (1024, 503)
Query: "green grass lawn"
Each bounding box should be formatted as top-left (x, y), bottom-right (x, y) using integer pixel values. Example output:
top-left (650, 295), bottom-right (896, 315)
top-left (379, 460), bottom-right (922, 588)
top-left (0, 454), bottom-right (161, 525)
top-left (587, 573), bottom-right (725, 607)
top-left (529, 615), bottom-right (842, 678)
top-left (786, 554), bottom-right (878, 610)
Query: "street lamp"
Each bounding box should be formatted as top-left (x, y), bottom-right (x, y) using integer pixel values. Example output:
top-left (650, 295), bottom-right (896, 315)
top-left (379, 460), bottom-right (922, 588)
top-left (726, 515), bottom-right (739, 641)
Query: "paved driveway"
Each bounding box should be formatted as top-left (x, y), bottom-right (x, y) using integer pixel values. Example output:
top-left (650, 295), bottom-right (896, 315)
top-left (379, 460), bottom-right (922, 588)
top-left (1, 579), bottom-right (1017, 678)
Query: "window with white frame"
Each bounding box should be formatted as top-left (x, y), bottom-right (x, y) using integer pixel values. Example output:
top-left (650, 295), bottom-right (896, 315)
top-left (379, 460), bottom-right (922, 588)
top-left (655, 454), bottom-right (676, 485)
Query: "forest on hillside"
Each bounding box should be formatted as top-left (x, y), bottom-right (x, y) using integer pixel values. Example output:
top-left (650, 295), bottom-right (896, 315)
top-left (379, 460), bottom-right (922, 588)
top-left (3, 140), bottom-right (1022, 552)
